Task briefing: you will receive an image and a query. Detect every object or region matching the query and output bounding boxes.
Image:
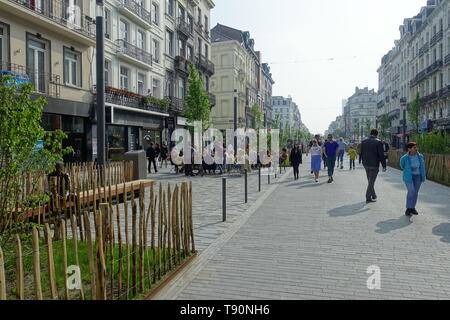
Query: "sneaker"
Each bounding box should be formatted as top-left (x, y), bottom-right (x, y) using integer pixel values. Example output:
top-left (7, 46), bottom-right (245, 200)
top-left (405, 209), bottom-right (413, 216)
top-left (327, 178), bottom-right (332, 183)
top-left (411, 209), bottom-right (419, 216)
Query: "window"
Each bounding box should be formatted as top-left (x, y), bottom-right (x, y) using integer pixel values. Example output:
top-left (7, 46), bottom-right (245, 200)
top-left (165, 72), bottom-right (174, 97)
top-left (119, 19), bottom-right (129, 41)
top-left (63, 47), bottom-right (81, 86)
top-left (188, 15), bottom-right (194, 33)
top-left (197, 8), bottom-right (202, 24)
top-left (152, 39), bottom-right (160, 63)
top-left (198, 38), bottom-right (202, 56)
top-left (104, 60), bottom-right (111, 87)
top-left (204, 44), bottom-right (208, 59)
top-left (178, 77), bottom-right (184, 99)
top-left (0, 23), bottom-right (9, 65)
top-left (27, 37), bottom-right (49, 93)
top-left (152, 78), bottom-right (160, 98)
top-left (204, 15), bottom-right (208, 31)
top-left (137, 30), bottom-right (145, 50)
top-left (187, 45), bottom-right (194, 61)
top-left (179, 39), bottom-right (186, 57)
top-left (152, 3), bottom-right (159, 25)
top-left (166, 0), bottom-right (174, 17)
top-left (120, 66), bottom-right (129, 90)
top-left (178, 5), bottom-right (185, 21)
top-left (137, 73), bottom-right (145, 95)
top-left (104, 8), bottom-right (111, 39)
top-left (165, 29), bottom-right (174, 56)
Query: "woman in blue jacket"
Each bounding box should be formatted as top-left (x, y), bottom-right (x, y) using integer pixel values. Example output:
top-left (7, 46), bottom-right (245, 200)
top-left (400, 142), bottom-right (426, 216)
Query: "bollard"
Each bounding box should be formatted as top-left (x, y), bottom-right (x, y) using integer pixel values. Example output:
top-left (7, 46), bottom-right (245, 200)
top-left (245, 169), bottom-right (248, 203)
top-left (258, 166), bottom-right (261, 192)
top-left (268, 169), bottom-right (270, 184)
top-left (222, 178), bottom-right (226, 222)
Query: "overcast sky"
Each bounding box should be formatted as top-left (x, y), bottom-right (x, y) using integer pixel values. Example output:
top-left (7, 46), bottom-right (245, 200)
top-left (211, 0), bottom-right (427, 134)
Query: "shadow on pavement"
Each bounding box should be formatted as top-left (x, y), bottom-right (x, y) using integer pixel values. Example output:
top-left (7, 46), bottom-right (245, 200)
top-left (375, 216), bottom-right (412, 234)
top-left (327, 202), bottom-right (370, 217)
top-left (432, 223), bottom-right (450, 243)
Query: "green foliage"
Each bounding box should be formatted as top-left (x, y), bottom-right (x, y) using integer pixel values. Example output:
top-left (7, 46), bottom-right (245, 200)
top-left (0, 75), bottom-right (71, 245)
top-left (379, 114), bottom-right (390, 140)
top-left (143, 96), bottom-right (170, 109)
top-left (411, 130), bottom-right (450, 155)
top-left (251, 103), bottom-right (263, 130)
top-left (408, 92), bottom-right (421, 134)
top-left (183, 63), bottom-right (211, 133)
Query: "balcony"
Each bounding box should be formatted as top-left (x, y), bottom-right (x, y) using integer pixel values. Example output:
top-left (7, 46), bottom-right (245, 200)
top-left (445, 54), bottom-right (450, 66)
top-left (438, 85), bottom-right (450, 98)
top-left (392, 90), bottom-right (399, 99)
top-left (174, 56), bottom-right (191, 75)
top-left (418, 43), bottom-right (429, 56)
top-left (208, 92), bottom-right (216, 107)
top-left (420, 92), bottom-right (438, 105)
top-left (430, 29), bottom-right (443, 47)
top-left (377, 101), bottom-right (385, 109)
top-left (195, 54), bottom-right (215, 76)
top-left (177, 17), bottom-right (193, 38)
top-left (164, 96), bottom-right (185, 113)
top-left (388, 109), bottom-right (401, 120)
top-left (116, 39), bottom-right (152, 68)
top-left (0, 61), bottom-right (60, 97)
top-left (400, 97), bottom-right (407, 104)
top-left (101, 87), bottom-right (169, 114)
top-left (5, 0), bottom-right (95, 45)
top-left (118, 0), bottom-right (151, 27)
top-left (426, 59), bottom-right (443, 76)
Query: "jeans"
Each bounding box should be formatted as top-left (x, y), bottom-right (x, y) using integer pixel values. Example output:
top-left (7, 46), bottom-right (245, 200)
top-left (364, 167), bottom-right (379, 201)
top-left (405, 174), bottom-right (422, 209)
top-left (326, 157), bottom-right (336, 177)
top-left (337, 150), bottom-right (345, 165)
top-left (350, 159), bottom-right (355, 169)
top-left (148, 158), bottom-right (157, 173)
top-left (293, 164), bottom-right (300, 179)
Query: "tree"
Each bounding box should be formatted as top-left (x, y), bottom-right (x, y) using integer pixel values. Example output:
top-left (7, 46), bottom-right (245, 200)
top-left (183, 63), bottom-right (211, 133)
top-left (250, 103), bottom-right (263, 130)
top-left (379, 114), bottom-right (390, 141)
top-left (0, 75), bottom-right (71, 245)
top-left (365, 119), bottom-right (372, 138)
top-left (408, 92), bottom-right (421, 134)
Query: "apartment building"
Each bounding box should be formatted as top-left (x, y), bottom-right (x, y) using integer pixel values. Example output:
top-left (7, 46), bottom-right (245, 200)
top-left (272, 96), bottom-right (302, 136)
top-left (343, 87), bottom-right (377, 139)
top-left (378, 0), bottom-right (450, 148)
top-left (210, 23), bottom-right (262, 131)
top-left (261, 62), bottom-right (275, 128)
top-left (1, 0), bottom-right (96, 162)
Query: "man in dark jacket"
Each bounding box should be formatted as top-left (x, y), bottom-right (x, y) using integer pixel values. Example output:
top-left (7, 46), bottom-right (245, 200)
top-left (290, 144), bottom-right (303, 180)
top-left (361, 129), bottom-right (387, 203)
top-left (147, 143), bottom-right (158, 173)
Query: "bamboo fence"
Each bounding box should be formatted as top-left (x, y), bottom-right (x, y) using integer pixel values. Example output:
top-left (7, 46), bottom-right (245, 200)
top-left (388, 149), bottom-right (450, 186)
top-left (0, 161), bottom-right (195, 300)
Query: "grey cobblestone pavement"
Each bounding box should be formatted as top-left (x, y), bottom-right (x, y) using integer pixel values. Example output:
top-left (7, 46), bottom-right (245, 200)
top-left (147, 165), bottom-right (288, 252)
top-left (151, 155), bottom-right (450, 300)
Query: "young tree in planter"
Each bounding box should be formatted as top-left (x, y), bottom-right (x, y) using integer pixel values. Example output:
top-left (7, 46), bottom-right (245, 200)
top-left (408, 92), bottom-right (421, 134)
top-left (251, 103), bottom-right (263, 130)
top-left (379, 114), bottom-right (390, 141)
top-left (183, 63), bottom-right (212, 133)
top-left (0, 75), bottom-right (71, 245)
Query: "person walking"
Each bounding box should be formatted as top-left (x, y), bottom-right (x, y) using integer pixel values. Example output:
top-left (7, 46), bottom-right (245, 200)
top-left (290, 144), bottom-right (302, 180)
top-left (155, 143), bottom-right (161, 168)
top-left (323, 134), bottom-right (339, 183)
top-left (400, 142), bottom-right (426, 216)
top-left (160, 143), bottom-right (168, 168)
top-left (348, 145), bottom-right (357, 170)
top-left (337, 138), bottom-right (347, 169)
top-left (310, 140), bottom-right (322, 182)
top-left (279, 148), bottom-right (288, 173)
top-left (361, 129), bottom-right (387, 204)
top-left (146, 143), bottom-right (158, 173)
top-left (382, 140), bottom-right (390, 162)
top-left (357, 142), bottom-right (362, 164)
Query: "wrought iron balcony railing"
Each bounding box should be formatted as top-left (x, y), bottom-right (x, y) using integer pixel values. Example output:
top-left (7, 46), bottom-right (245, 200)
top-left (0, 60), bottom-right (61, 97)
top-left (419, 43), bottom-right (429, 56)
top-left (164, 96), bottom-right (185, 113)
top-left (7, 0), bottom-right (95, 38)
top-left (427, 59), bottom-right (443, 76)
top-left (116, 39), bottom-right (152, 66)
top-left (119, 0), bottom-right (151, 24)
top-left (430, 29), bottom-right (443, 47)
top-left (444, 54), bottom-right (450, 66)
top-left (177, 17), bottom-right (193, 38)
top-left (195, 54), bottom-right (214, 75)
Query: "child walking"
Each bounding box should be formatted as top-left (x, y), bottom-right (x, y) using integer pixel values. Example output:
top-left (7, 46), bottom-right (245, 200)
top-left (348, 146), bottom-right (357, 170)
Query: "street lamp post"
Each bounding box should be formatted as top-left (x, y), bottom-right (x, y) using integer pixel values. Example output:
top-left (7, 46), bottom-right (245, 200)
top-left (96, 0), bottom-right (106, 165)
top-left (234, 89), bottom-right (237, 157)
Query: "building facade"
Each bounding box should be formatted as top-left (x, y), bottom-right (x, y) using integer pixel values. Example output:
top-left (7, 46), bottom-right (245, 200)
top-left (272, 96), bottom-right (304, 136)
top-left (1, 0), bottom-right (96, 162)
top-left (378, 0), bottom-right (450, 149)
top-left (210, 23), bottom-right (263, 131)
top-left (343, 87), bottom-right (377, 140)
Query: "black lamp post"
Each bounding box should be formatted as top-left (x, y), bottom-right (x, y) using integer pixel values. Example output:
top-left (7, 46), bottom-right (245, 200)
top-left (96, 0), bottom-right (106, 165)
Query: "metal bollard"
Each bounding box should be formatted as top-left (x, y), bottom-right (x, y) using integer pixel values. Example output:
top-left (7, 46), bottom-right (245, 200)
top-left (268, 169), bottom-right (270, 184)
top-left (258, 166), bottom-right (261, 192)
top-left (222, 178), bottom-right (226, 222)
top-left (245, 169), bottom-right (248, 203)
